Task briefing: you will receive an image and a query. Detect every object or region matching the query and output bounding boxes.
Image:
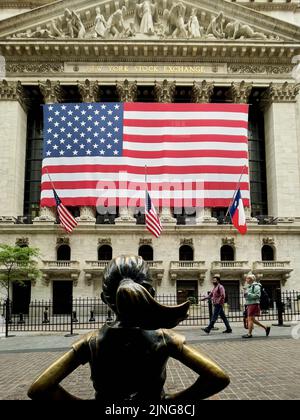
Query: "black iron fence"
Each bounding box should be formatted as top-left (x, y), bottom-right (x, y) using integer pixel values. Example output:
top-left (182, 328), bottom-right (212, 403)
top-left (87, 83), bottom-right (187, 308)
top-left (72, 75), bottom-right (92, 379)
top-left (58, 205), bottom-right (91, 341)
top-left (1, 290), bottom-right (299, 337)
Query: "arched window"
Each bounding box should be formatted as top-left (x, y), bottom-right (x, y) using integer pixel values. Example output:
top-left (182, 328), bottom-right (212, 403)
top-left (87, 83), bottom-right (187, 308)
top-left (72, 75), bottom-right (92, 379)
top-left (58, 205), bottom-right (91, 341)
top-left (57, 245), bottom-right (71, 261)
top-left (179, 245), bottom-right (194, 261)
top-left (98, 245), bottom-right (112, 261)
top-left (262, 245), bottom-right (274, 261)
top-left (220, 245), bottom-right (234, 261)
top-left (138, 245), bottom-right (153, 261)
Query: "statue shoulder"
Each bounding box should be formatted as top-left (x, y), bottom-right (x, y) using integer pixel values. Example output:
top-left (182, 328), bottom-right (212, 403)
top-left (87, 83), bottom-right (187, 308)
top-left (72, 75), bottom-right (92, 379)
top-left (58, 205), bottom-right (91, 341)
top-left (161, 329), bottom-right (186, 357)
top-left (71, 330), bottom-right (97, 364)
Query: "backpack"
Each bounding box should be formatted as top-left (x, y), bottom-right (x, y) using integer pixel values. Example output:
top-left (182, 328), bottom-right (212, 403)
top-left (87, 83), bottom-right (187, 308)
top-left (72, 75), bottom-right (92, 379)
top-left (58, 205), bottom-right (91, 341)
top-left (252, 284), bottom-right (270, 310)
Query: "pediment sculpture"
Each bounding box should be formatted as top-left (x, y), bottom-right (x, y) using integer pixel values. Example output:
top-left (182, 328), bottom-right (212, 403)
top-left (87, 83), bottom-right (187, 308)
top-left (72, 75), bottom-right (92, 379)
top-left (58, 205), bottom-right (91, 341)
top-left (9, 1), bottom-right (278, 41)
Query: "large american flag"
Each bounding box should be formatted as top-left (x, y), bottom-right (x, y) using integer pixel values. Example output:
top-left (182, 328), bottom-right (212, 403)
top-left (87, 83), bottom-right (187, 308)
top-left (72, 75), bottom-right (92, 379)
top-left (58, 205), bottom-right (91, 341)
top-left (41, 102), bottom-right (249, 208)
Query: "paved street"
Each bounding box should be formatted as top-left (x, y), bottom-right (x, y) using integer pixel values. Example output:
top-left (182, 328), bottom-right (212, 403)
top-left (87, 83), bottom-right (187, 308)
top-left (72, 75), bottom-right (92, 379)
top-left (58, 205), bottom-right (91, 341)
top-left (0, 325), bottom-right (299, 400)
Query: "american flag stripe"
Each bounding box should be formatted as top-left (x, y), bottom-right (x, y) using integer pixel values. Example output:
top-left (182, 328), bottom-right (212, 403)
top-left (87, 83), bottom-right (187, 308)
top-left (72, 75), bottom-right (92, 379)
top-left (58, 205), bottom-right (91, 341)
top-left (41, 102), bottom-right (249, 208)
top-left (42, 173), bottom-right (249, 183)
top-left (58, 209), bottom-right (76, 233)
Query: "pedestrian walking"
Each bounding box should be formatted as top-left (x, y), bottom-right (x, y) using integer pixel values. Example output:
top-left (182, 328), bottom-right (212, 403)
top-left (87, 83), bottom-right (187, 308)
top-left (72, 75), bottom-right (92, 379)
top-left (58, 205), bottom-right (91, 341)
top-left (201, 275), bottom-right (232, 334)
top-left (242, 274), bottom-right (271, 339)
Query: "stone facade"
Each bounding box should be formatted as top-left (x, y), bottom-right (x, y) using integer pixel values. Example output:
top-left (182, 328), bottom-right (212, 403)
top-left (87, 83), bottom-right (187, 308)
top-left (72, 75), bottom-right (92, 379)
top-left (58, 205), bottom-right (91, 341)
top-left (0, 0), bottom-right (300, 303)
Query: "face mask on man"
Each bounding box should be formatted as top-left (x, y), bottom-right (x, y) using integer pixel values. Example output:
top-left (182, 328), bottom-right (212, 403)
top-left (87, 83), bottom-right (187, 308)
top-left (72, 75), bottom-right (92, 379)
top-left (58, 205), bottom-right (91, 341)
top-left (213, 281), bottom-right (218, 286)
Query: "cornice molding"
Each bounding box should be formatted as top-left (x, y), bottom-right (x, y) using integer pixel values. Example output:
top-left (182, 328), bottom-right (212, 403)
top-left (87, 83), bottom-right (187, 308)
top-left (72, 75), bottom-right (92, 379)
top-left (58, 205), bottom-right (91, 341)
top-left (0, 40), bottom-right (298, 63)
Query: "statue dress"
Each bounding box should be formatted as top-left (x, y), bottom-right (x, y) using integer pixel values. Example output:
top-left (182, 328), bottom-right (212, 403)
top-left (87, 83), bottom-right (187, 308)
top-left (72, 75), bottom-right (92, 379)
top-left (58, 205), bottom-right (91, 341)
top-left (135, 1), bottom-right (156, 35)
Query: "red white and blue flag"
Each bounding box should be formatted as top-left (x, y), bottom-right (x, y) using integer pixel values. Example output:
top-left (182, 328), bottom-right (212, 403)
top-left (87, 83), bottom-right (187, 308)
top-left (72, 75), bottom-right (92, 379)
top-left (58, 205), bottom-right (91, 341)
top-left (229, 188), bottom-right (247, 235)
top-left (145, 191), bottom-right (162, 238)
top-left (41, 102), bottom-right (249, 208)
top-left (53, 188), bottom-right (78, 233)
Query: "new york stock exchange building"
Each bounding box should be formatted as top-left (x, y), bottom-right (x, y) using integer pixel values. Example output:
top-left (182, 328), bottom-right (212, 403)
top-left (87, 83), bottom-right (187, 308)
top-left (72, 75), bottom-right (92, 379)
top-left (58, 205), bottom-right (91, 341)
top-left (0, 0), bottom-right (300, 320)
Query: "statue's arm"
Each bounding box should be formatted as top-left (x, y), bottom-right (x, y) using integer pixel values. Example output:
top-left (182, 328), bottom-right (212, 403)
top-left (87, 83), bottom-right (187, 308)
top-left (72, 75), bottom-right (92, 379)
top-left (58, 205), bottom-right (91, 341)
top-left (166, 344), bottom-right (230, 401)
top-left (27, 337), bottom-right (90, 400)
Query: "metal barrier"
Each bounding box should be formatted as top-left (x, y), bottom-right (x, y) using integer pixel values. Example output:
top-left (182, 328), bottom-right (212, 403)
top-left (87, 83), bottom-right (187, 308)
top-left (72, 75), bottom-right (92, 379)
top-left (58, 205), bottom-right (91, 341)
top-left (2, 291), bottom-right (299, 336)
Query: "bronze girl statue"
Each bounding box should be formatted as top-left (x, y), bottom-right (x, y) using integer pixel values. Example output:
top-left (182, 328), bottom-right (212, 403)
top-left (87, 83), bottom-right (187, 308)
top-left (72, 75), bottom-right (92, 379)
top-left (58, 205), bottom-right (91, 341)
top-left (28, 256), bottom-right (230, 401)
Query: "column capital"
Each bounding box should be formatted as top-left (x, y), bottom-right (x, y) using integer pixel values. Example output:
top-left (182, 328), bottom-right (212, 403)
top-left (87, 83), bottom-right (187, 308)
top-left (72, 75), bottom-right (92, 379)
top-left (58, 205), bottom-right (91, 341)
top-left (78, 206), bottom-right (96, 224)
top-left (261, 82), bottom-right (300, 106)
top-left (116, 79), bottom-right (137, 102)
top-left (78, 79), bottom-right (100, 102)
top-left (38, 79), bottom-right (64, 104)
top-left (154, 80), bottom-right (176, 103)
top-left (191, 80), bottom-right (214, 103)
top-left (0, 80), bottom-right (27, 110)
top-left (230, 81), bottom-right (252, 104)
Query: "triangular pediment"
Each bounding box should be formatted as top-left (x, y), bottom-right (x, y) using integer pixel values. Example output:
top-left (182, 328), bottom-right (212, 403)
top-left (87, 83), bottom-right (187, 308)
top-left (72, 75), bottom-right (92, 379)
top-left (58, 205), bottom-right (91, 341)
top-left (0, 0), bottom-right (299, 42)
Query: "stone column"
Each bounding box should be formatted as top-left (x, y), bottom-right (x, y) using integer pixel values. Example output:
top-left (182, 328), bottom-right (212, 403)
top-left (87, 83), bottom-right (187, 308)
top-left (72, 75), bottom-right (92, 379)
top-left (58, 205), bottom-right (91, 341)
top-left (34, 80), bottom-right (64, 223)
top-left (191, 80), bottom-right (214, 103)
top-left (196, 208), bottom-right (217, 225)
top-left (154, 80), bottom-right (177, 224)
top-left (77, 79), bottom-right (100, 224)
top-left (262, 82), bottom-right (300, 217)
top-left (0, 80), bottom-right (27, 218)
top-left (230, 81), bottom-right (257, 225)
top-left (115, 80), bottom-right (137, 224)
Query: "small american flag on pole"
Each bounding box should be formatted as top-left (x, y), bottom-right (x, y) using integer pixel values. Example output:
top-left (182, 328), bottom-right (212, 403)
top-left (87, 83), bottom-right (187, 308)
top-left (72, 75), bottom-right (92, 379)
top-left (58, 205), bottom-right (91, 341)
top-left (53, 188), bottom-right (78, 233)
top-left (145, 191), bottom-right (162, 238)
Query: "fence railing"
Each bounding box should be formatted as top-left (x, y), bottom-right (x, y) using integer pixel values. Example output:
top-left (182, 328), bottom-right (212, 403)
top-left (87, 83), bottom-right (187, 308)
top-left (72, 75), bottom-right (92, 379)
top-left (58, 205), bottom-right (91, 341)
top-left (1, 290), bottom-right (299, 336)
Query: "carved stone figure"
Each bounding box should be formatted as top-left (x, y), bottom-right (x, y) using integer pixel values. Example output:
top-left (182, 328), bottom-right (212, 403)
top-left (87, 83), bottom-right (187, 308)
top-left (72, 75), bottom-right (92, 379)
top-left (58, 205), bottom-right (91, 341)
top-left (164, 2), bottom-right (188, 38)
top-left (13, 28), bottom-right (55, 39)
top-left (92, 7), bottom-right (107, 38)
top-left (28, 256), bottom-right (230, 401)
top-left (106, 6), bottom-right (127, 38)
top-left (64, 8), bottom-right (75, 38)
top-left (134, 0), bottom-right (157, 35)
top-left (206, 12), bottom-right (225, 39)
top-left (225, 20), bottom-right (267, 40)
top-left (187, 8), bottom-right (202, 38)
top-left (63, 8), bottom-right (86, 39)
top-left (49, 19), bottom-right (65, 38)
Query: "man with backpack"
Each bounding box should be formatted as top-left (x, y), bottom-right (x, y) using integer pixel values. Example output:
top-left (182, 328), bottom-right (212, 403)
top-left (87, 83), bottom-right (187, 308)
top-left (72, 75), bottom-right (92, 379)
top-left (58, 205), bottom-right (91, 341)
top-left (242, 274), bottom-right (271, 339)
top-left (201, 275), bottom-right (232, 334)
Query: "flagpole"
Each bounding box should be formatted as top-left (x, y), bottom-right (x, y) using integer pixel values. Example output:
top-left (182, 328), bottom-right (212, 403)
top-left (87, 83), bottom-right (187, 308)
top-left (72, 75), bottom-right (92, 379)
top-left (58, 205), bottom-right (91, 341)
top-left (225, 164), bottom-right (248, 219)
top-left (45, 168), bottom-right (56, 192)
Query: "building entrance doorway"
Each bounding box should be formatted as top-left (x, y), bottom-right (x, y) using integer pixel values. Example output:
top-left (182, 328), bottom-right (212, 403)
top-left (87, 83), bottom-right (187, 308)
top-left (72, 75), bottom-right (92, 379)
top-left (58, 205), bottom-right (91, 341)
top-left (53, 281), bottom-right (73, 314)
top-left (260, 280), bottom-right (281, 308)
top-left (222, 281), bottom-right (240, 311)
top-left (176, 281), bottom-right (198, 304)
top-left (12, 281), bottom-right (31, 314)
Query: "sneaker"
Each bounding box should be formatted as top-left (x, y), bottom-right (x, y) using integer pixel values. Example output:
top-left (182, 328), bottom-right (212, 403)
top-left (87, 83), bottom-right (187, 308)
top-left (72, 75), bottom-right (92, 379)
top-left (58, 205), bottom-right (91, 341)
top-left (223, 329), bottom-right (232, 333)
top-left (242, 334), bottom-right (253, 339)
top-left (201, 328), bottom-right (210, 334)
top-left (266, 326), bottom-right (271, 337)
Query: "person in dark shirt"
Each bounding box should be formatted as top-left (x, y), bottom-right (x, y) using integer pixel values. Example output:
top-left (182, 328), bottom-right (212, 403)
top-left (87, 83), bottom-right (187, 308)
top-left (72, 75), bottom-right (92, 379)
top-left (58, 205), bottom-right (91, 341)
top-left (28, 255), bottom-right (230, 401)
top-left (201, 275), bottom-right (232, 334)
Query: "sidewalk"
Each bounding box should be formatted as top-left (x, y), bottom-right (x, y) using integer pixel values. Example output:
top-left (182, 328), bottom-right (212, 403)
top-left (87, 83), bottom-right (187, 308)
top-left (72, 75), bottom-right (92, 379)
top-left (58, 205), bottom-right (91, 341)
top-left (0, 323), bottom-right (299, 400)
top-left (0, 322), bottom-right (295, 353)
